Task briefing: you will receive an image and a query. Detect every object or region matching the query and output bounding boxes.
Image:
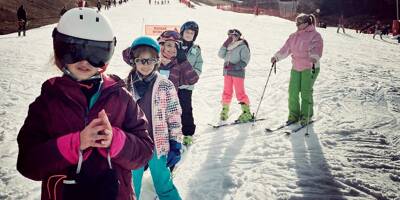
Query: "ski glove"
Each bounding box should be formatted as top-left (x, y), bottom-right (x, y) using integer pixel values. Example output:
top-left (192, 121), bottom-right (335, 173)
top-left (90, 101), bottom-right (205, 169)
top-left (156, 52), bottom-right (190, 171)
top-left (224, 61), bottom-right (246, 70)
top-left (310, 57), bottom-right (317, 64)
top-left (270, 56), bottom-right (277, 64)
top-left (224, 62), bottom-right (234, 70)
top-left (176, 42), bottom-right (187, 64)
top-left (223, 37), bottom-right (233, 48)
top-left (166, 140), bottom-right (182, 167)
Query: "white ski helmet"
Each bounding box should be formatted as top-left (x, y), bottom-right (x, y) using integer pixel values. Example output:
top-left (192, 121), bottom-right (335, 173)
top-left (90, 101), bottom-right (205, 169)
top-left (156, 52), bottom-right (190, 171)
top-left (52, 7), bottom-right (116, 69)
top-left (56, 7), bottom-right (114, 42)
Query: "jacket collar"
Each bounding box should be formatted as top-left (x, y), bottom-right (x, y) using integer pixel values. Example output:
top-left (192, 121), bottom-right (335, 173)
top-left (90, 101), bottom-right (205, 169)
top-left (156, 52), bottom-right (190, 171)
top-left (296, 25), bottom-right (316, 34)
top-left (46, 74), bottom-right (125, 109)
top-left (227, 40), bottom-right (244, 51)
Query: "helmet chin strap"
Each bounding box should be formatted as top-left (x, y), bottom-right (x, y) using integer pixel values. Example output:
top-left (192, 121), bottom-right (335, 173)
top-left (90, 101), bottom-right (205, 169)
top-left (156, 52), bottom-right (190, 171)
top-left (62, 65), bottom-right (102, 82)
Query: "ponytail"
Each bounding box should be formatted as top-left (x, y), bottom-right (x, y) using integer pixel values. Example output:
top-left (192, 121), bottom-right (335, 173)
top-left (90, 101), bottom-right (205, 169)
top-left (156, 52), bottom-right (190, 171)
top-left (309, 14), bottom-right (317, 26)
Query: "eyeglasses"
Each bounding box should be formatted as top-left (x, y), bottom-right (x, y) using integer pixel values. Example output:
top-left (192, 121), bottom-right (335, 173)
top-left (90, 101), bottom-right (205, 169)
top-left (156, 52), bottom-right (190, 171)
top-left (134, 58), bottom-right (159, 65)
top-left (52, 28), bottom-right (116, 68)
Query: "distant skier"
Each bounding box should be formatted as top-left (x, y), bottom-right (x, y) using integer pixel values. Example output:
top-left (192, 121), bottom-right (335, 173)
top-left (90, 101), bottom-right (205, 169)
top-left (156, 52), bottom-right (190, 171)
top-left (337, 14), bottom-right (346, 34)
top-left (218, 29), bottom-right (253, 123)
top-left (178, 21), bottom-right (203, 146)
top-left (373, 21), bottom-right (382, 39)
top-left (17, 5), bottom-right (27, 37)
top-left (77, 0), bottom-right (87, 7)
top-left (59, 6), bottom-right (67, 16)
top-left (270, 13), bottom-right (323, 126)
top-left (380, 24), bottom-right (391, 38)
top-left (122, 36), bottom-right (183, 200)
top-left (96, 0), bottom-right (102, 11)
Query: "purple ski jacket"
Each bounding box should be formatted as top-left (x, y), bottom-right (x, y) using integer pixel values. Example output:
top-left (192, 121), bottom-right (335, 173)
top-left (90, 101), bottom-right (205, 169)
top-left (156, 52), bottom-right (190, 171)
top-left (17, 74), bottom-right (154, 200)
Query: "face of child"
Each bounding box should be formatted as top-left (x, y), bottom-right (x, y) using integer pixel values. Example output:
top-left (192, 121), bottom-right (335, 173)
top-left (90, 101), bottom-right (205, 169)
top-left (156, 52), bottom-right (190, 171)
top-left (183, 29), bottom-right (195, 42)
top-left (296, 18), bottom-right (309, 30)
top-left (297, 22), bottom-right (308, 30)
top-left (229, 34), bottom-right (239, 42)
top-left (162, 40), bottom-right (177, 57)
top-left (66, 60), bottom-right (99, 81)
top-left (135, 51), bottom-right (157, 77)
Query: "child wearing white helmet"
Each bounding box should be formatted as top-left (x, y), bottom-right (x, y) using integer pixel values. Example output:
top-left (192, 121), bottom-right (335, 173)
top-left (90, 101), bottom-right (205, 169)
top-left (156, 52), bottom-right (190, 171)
top-left (17, 8), bottom-right (153, 200)
top-left (122, 36), bottom-right (183, 200)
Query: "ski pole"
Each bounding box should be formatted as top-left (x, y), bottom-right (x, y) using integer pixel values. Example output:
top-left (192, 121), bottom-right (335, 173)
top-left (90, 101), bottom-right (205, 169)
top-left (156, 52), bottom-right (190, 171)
top-left (306, 64), bottom-right (316, 135)
top-left (253, 62), bottom-right (276, 125)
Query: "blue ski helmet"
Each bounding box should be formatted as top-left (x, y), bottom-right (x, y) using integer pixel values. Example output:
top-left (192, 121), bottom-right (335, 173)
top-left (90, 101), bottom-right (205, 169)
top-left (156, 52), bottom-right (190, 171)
top-left (180, 21), bottom-right (199, 41)
top-left (130, 36), bottom-right (160, 54)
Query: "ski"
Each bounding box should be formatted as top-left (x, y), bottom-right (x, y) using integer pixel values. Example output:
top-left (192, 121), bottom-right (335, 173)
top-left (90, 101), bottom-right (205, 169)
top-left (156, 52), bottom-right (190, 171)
top-left (208, 118), bottom-right (266, 129)
top-left (284, 120), bottom-right (316, 135)
top-left (265, 121), bottom-right (296, 132)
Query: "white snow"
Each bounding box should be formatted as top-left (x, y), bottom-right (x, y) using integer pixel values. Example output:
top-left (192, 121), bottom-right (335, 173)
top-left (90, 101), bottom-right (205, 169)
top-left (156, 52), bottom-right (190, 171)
top-left (1, 0), bottom-right (400, 199)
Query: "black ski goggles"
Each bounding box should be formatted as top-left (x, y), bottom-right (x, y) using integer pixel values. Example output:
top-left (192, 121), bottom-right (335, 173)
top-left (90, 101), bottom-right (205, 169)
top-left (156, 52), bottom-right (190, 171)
top-left (52, 28), bottom-right (116, 68)
top-left (181, 23), bottom-right (199, 32)
top-left (227, 29), bottom-right (241, 37)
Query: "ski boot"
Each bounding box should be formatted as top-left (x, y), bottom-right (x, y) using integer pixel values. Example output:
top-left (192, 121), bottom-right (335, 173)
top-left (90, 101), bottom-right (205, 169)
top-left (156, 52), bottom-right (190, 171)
top-left (183, 136), bottom-right (193, 146)
top-left (220, 104), bottom-right (229, 121)
top-left (299, 116), bottom-right (312, 126)
top-left (237, 103), bottom-right (254, 123)
top-left (286, 115), bottom-right (299, 125)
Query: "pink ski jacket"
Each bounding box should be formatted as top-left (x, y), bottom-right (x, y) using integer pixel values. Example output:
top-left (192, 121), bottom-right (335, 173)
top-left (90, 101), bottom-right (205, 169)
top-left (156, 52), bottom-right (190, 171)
top-left (274, 25), bottom-right (323, 71)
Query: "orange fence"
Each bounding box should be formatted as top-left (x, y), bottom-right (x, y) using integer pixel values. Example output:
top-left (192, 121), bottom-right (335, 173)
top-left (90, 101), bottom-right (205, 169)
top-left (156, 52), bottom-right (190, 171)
top-left (217, 4), bottom-right (282, 18)
top-left (180, 0), bottom-right (194, 8)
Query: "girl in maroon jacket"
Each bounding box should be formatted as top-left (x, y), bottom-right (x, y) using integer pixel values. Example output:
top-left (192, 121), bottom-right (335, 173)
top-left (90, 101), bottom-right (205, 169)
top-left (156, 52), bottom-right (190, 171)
top-left (16, 8), bottom-right (154, 200)
top-left (156, 30), bottom-right (199, 90)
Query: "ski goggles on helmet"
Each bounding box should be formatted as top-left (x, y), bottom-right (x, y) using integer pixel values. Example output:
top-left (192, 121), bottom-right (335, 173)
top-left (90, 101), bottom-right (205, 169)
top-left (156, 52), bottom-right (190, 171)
top-left (295, 15), bottom-right (310, 26)
top-left (133, 58), bottom-right (159, 65)
top-left (158, 30), bottom-right (181, 43)
top-left (52, 28), bottom-right (116, 68)
top-left (227, 29), bottom-right (241, 37)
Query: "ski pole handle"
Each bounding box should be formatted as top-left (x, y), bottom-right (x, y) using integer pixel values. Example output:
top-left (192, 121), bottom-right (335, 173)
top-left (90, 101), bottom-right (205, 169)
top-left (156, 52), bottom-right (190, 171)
top-left (311, 63), bottom-right (315, 79)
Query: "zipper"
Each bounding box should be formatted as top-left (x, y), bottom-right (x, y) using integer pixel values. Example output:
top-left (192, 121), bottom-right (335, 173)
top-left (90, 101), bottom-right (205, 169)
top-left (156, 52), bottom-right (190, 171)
top-left (84, 107), bottom-right (89, 126)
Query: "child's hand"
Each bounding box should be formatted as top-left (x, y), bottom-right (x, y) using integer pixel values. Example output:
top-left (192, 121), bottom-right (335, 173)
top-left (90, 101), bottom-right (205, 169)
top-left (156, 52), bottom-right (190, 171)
top-left (97, 109), bottom-right (113, 148)
top-left (223, 36), bottom-right (233, 48)
top-left (79, 118), bottom-right (109, 150)
top-left (270, 56), bottom-right (277, 64)
top-left (176, 42), bottom-right (187, 64)
top-left (79, 110), bottom-right (113, 150)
